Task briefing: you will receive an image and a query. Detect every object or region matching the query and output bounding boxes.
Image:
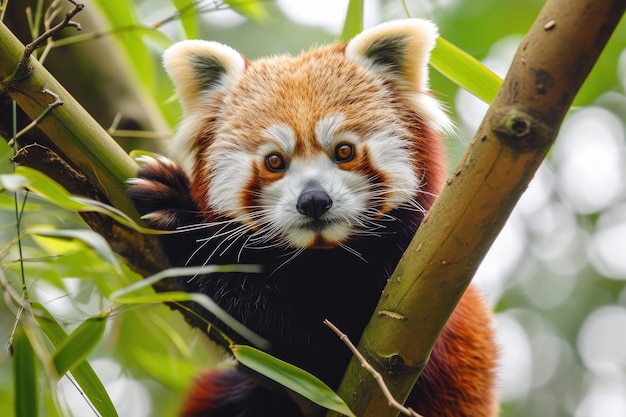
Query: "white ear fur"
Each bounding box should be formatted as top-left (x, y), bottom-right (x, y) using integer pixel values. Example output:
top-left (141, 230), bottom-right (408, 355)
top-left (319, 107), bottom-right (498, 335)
top-left (345, 18), bottom-right (438, 92)
top-left (163, 40), bottom-right (246, 114)
top-left (163, 40), bottom-right (246, 175)
top-left (345, 19), bottom-right (452, 134)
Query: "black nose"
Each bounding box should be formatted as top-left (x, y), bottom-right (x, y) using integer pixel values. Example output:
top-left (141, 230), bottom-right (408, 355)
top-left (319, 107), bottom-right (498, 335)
top-left (296, 189), bottom-right (333, 219)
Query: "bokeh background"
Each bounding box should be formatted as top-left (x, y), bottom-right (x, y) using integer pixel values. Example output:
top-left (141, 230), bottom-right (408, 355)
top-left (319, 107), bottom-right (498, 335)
top-left (1, 1), bottom-right (625, 416)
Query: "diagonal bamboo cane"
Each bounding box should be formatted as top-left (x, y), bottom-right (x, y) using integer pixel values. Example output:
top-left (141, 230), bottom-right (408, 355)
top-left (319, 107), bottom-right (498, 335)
top-left (0, 20), bottom-right (138, 219)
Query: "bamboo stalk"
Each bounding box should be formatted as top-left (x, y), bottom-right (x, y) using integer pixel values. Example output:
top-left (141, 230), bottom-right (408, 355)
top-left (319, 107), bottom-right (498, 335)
top-left (0, 20), bottom-right (139, 219)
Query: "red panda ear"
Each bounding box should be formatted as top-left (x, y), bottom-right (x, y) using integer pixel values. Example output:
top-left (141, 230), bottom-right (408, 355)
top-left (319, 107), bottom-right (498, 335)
top-left (345, 19), bottom-right (452, 134)
top-left (163, 40), bottom-right (246, 114)
top-left (345, 19), bottom-right (438, 94)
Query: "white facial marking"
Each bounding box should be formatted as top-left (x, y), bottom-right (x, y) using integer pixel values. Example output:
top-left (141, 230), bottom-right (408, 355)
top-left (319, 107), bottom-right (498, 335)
top-left (205, 115), bottom-right (421, 250)
top-left (365, 128), bottom-right (420, 208)
top-left (263, 123), bottom-right (296, 154)
top-left (315, 115), bottom-right (345, 149)
top-left (207, 142), bottom-right (253, 218)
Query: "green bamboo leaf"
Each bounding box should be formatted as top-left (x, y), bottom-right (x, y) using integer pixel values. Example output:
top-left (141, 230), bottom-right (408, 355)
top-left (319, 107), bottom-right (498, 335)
top-left (12, 327), bottom-right (39, 417)
top-left (112, 290), bottom-right (194, 305)
top-left (232, 345), bottom-right (356, 417)
top-left (32, 303), bottom-right (118, 417)
top-left (91, 0), bottom-right (155, 89)
top-left (109, 265), bottom-right (268, 350)
top-left (30, 229), bottom-right (122, 274)
top-left (42, 391), bottom-right (63, 417)
top-left (52, 312), bottom-right (108, 376)
top-left (109, 265), bottom-right (260, 299)
top-left (11, 166), bottom-right (146, 233)
top-left (339, 0), bottom-right (363, 42)
top-left (52, 26), bottom-right (173, 51)
top-left (0, 173), bottom-right (29, 190)
top-left (129, 26), bottom-right (173, 49)
top-left (9, 167), bottom-right (87, 211)
top-left (173, 0), bottom-right (200, 39)
top-left (0, 191), bottom-right (42, 211)
top-left (225, 0), bottom-right (269, 22)
top-left (430, 36), bottom-right (503, 104)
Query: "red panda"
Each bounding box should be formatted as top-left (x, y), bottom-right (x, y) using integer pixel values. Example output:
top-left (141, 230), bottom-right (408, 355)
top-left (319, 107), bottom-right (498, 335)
top-left (128, 18), bottom-right (498, 417)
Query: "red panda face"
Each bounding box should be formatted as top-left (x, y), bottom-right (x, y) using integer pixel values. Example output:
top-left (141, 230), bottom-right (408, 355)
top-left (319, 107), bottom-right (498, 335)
top-left (163, 19), bottom-right (451, 249)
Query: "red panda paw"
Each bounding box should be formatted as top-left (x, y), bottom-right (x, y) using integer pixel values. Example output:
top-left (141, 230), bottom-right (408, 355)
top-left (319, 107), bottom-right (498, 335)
top-left (127, 155), bottom-right (200, 230)
top-left (179, 368), bottom-right (304, 417)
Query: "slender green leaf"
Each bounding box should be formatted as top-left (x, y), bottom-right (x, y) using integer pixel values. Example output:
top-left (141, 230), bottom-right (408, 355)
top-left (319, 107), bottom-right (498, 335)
top-left (8, 167), bottom-right (88, 212)
top-left (91, 0), bottom-right (154, 89)
top-left (430, 37), bottom-right (503, 104)
top-left (109, 265), bottom-right (269, 350)
top-left (9, 167), bottom-right (146, 232)
top-left (12, 327), bottom-right (39, 417)
top-left (112, 290), bottom-right (194, 305)
top-left (52, 26), bottom-right (173, 51)
top-left (232, 345), bottom-right (356, 417)
top-left (173, 0), bottom-right (200, 39)
top-left (339, 0), bottom-right (363, 42)
top-left (128, 26), bottom-right (173, 49)
top-left (0, 193), bottom-right (41, 211)
top-left (32, 303), bottom-right (118, 417)
top-left (0, 173), bottom-right (29, 190)
top-left (109, 265), bottom-right (260, 299)
top-left (52, 312), bottom-right (108, 376)
top-left (42, 391), bottom-right (63, 417)
top-left (30, 229), bottom-right (122, 274)
top-left (225, 0), bottom-right (269, 22)
top-left (189, 293), bottom-right (269, 350)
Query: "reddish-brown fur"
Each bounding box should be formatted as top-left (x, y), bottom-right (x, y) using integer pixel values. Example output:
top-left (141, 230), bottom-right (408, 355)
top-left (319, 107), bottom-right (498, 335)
top-left (410, 285), bottom-right (499, 417)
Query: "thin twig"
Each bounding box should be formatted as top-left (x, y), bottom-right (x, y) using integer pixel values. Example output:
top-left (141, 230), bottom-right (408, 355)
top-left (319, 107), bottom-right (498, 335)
top-left (5, 98), bottom-right (32, 358)
top-left (8, 88), bottom-right (63, 146)
top-left (152, 0), bottom-right (231, 28)
top-left (324, 319), bottom-right (424, 417)
top-left (38, 0), bottom-right (66, 64)
top-left (14, 0), bottom-right (84, 81)
top-left (106, 112), bottom-right (171, 139)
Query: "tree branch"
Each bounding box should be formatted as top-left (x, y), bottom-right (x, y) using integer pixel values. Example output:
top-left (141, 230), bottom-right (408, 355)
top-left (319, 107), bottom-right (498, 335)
top-left (14, 0), bottom-right (84, 81)
top-left (329, 0), bottom-right (626, 416)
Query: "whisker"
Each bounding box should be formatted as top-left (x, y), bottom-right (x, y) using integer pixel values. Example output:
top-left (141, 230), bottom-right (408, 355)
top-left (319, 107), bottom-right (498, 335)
top-left (338, 243), bottom-right (367, 262)
top-left (269, 248), bottom-right (305, 276)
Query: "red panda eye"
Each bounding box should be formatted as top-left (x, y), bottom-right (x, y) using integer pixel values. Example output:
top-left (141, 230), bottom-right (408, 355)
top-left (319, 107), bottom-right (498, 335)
top-left (334, 143), bottom-right (355, 163)
top-left (265, 153), bottom-right (286, 172)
